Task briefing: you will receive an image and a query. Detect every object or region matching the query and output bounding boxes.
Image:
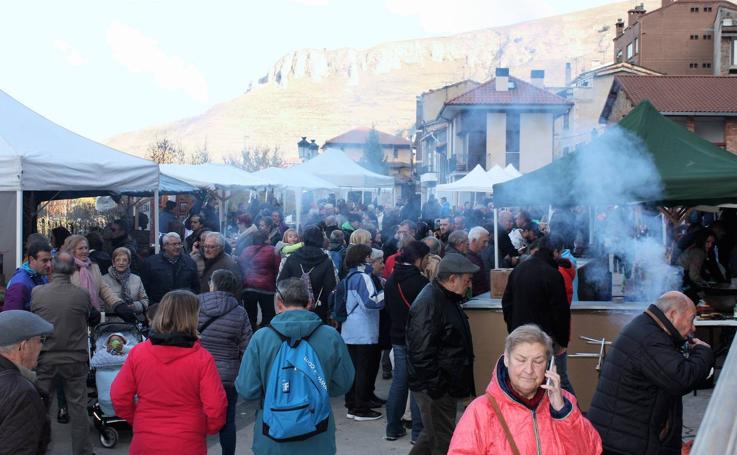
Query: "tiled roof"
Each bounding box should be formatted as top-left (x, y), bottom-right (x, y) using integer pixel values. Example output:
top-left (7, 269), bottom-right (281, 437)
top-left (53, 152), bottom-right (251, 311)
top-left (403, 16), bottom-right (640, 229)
top-left (615, 75), bottom-right (737, 113)
top-left (446, 76), bottom-right (571, 106)
top-left (324, 127), bottom-right (411, 147)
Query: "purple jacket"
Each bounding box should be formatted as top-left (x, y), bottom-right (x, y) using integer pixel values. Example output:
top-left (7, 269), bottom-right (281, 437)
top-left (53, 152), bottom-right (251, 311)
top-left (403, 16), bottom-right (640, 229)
top-left (4, 266), bottom-right (47, 311)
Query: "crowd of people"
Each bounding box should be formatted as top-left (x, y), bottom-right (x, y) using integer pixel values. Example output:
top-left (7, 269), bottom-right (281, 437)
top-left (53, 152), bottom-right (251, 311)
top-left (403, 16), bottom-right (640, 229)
top-left (0, 193), bottom-right (718, 455)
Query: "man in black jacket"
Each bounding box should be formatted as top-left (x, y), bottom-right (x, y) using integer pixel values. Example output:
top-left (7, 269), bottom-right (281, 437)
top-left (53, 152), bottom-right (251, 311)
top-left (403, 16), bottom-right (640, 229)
top-left (141, 232), bottom-right (200, 304)
top-left (588, 291), bottom-right (713, 455)
top-left (501, 235), bottom-right (573, 393)
top-left (277, 225), bottom-right (337, 323)
top-left (406, 253), bottom-right (478, 455)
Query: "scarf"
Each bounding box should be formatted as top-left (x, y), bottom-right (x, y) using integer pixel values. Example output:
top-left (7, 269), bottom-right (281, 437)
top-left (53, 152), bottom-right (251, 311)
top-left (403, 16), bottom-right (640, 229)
top-left (74, 256), bottom-right (101, 310)
top-left (149, 331), bottom-right (197, 348)
top-left (21, 261), bottom-right (46, 285)
top-left (107, 266), bottom-right (133, 305)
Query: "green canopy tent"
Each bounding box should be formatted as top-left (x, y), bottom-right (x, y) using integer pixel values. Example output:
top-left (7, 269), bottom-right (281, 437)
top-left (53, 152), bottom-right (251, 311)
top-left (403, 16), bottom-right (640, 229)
top-left (493, 101), bottom-right (737, 207)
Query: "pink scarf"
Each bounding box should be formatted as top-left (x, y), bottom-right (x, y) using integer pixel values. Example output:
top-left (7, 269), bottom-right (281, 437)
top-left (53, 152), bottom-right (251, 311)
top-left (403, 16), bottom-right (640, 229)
top-left (74, 257), bottom-right (101, 310)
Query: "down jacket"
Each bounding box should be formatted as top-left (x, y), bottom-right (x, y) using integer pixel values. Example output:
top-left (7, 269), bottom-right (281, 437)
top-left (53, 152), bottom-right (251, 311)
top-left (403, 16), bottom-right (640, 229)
top-left (448, 356), bottom-right (602, 454)
top-left (588, 304), bottom-right (713, 455)
top-left (406, 280), bottom-right (475, 399)
top-left (111, 335), bottom-right (227, 454)
top-left (0, 356), bottom-right (50, 455)
top-left (197, 291), bottom-right (252, 384)
top-left (101, 271), bottom-right (149, 315)
top-left (239, 244), bottom-right (280, 292)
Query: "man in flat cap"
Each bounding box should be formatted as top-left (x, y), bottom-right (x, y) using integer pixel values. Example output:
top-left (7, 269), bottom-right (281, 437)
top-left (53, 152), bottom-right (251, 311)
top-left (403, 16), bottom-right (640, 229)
top-left (0, 310), bottom-right (54, 454)
top-left (406, 253), bottom-right (478, 455)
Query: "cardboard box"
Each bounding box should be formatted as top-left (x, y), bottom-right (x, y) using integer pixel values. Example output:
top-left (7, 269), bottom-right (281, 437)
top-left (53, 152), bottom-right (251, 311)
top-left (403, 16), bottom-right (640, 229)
top-left (490, 268), bottom-right (513, 298)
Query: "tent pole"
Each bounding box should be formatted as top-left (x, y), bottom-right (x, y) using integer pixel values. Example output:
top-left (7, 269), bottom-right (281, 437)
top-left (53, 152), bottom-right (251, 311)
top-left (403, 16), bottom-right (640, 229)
top-left (589, 206), bottom-right (594, 246)
top-left (661, 212), bottom-right (667, 246)
top-left (493, 208), bottom-right (499, 269)
top-left (296, 189), bottom-right (302, 232)
top-left (218, 190), bottom-right (225, 233)
top-left (153, 190), bottom-right (160, 254)
top-left (16, 190), bottom-right (23, 267)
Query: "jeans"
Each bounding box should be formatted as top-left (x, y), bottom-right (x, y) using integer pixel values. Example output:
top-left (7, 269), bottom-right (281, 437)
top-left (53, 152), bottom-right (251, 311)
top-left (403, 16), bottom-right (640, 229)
top-left (385, 345), bottom-right (422, 440)
top-left (220, 383), bottom-right (238, 455)
top-left (243, 290), bottom-right (275, 330)
top-left (381, 348), bottom-right (393, 375)
top-left (555, 351), bottom-right (576, 396)
top-left (410, 391), bottom-right (458, 455)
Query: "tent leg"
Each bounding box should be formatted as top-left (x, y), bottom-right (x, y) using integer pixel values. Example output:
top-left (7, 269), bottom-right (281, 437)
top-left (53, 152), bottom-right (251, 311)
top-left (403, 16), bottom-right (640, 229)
top-left (16, 190), bottom-right (23, 267)
top-left (153, 190), bottom-right (160, 254)
top-left (296, 188), bottom-right (302, 232)
top-left (661, 212), bottom-right (667, 246)
top-left (493, 208), bottom-right (499, 269)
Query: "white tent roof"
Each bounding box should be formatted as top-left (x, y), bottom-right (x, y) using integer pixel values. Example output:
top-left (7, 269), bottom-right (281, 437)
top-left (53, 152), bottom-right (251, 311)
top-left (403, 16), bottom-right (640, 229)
top-left (436, 164), bottom-right (495, 192)
top-left (0, 90), bottom-right (158, 193)
top-left (486, 165), bottom-right (516, 186)
top-left (160, 163), bottom-right (269, 190)
top-left (505, 164), bottom-right (522, 178)
top-left (252, 167), bottom-right (337, 189)
top-left (292, 148), bottom-right (394, 188)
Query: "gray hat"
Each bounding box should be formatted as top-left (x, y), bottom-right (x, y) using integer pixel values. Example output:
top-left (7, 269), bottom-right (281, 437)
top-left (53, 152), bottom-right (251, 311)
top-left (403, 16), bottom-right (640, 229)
top-left (0, 310), bottom-right (54, 346)
top-left (438, 253), bottom-right (480, 275)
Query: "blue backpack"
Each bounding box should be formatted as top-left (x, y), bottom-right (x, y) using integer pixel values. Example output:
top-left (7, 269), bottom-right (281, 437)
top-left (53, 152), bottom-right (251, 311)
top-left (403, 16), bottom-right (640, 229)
top-left (262, 324), bottom-right (331, 442)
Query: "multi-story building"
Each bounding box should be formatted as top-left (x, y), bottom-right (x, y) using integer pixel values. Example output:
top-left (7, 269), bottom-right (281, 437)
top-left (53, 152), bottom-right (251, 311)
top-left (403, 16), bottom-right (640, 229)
top-left (435, 68), bottom-right (572, 179)
top-left (613, 0), bottom-right (737, 75)
top-left (600, 74), bottom-right (737, 152)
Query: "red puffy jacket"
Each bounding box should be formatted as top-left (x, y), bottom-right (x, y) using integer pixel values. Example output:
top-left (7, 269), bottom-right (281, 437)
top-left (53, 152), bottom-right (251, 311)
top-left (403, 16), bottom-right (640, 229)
top-left (448, 358), bottom-right (602, 455)
top-left (239, 244), bottom-right (280, 292)
top-left (111, 339), bottom-right (226, 455)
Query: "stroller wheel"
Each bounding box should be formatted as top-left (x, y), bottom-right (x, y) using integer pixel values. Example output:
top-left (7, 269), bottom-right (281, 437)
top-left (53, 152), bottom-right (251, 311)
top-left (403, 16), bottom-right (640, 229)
top-left (99, 427), bottom-right (118, 449)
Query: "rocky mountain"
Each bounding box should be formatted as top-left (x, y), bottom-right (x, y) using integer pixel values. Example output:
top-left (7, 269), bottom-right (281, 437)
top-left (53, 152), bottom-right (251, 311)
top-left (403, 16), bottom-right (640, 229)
top-left (106, 0), bottom-right (658, 162)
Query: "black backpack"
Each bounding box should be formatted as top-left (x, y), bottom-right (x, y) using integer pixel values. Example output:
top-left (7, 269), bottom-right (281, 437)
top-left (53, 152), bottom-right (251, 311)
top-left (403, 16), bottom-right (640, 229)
top-left (328, 271), bottom-right (360, 323)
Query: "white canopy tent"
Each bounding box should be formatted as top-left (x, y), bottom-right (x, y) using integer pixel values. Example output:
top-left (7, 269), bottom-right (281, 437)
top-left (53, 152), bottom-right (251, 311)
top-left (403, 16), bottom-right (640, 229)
top-left (505, 164), bottom-right (522, 178)
top-left (292, 148), bottom-right (394, 189)
top-left (436, 165), bottom-right (495, 192)
top-left (0, 89), bottom-right (159, 278)
top-left (486, 165), bottom-right (516, 186)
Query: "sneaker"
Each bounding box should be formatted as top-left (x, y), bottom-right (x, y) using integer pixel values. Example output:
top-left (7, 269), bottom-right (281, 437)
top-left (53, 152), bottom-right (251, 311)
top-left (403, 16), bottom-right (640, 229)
top-left (346, 411), bottom-right (356, 419)
top-left (401, 418), bottom-right (412, 429)
top-left (351, 409), bottom-right (383, 421)
top-left (57, 407), bottom-right (70, 424)
top-left (384, 429), bottom-right (407, 441)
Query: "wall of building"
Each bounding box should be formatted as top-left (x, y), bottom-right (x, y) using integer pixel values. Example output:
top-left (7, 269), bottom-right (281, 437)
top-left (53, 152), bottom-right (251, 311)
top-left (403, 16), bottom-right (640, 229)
top-left (486, 113), bottom-right (507, 168)
top-left (419, 81), bottom-right (480, 124)
top-left (726, 117), bottom-right (737, 153)
top-left (719, 35), bottom-right (737, 74)
top-left (558, 73), bottom-right (618, 154)
top-left (519, 113), bottom-right (554, 172)
top-left (604, 90), bottom-right (636, 123)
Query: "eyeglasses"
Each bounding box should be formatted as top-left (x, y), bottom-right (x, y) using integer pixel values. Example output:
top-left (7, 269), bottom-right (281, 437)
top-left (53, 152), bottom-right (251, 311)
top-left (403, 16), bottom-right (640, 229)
top-left (203, 245), bottom-right (219, 250)
top-left (40, 335), bottom-right (48, 344)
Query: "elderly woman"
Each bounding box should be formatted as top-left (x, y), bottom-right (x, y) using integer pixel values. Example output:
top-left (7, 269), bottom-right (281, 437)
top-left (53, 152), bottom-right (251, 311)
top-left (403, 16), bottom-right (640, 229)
top-left (448, 324), bottom-right (602, 454)
top-left (62, 234), bottom-right (120, 313)
top-left (111, 290), bottom-right (227, 454)
top-left (102, 247), bottom-right (149, 322)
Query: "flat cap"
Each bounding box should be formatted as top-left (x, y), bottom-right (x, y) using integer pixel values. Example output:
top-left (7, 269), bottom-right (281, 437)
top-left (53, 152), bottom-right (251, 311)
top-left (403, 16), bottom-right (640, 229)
top-left (438, 253), bottom-right (480, 275)
top-left (0, 310), bottom-right (54, 346)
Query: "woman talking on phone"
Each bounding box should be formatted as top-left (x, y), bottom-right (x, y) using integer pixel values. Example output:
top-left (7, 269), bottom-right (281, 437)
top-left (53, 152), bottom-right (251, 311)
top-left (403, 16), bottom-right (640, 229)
top-left (447, 325), bottom-right (602, 455)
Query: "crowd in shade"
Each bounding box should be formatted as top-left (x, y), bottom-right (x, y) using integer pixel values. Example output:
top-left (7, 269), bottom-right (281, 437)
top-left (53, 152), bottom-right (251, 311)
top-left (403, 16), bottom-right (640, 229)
top-left (0, 191), bottom-right (718, 454)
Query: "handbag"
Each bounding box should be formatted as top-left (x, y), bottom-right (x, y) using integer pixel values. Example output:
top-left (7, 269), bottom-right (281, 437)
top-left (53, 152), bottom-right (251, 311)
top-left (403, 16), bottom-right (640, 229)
top-left (486, 393), bottom-right (521, 455)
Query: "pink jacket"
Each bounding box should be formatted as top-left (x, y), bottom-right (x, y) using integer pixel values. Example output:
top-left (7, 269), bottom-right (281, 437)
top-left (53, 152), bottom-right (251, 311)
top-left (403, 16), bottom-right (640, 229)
top-left (448, 358), bottom-right (602, 455)
top-left (111, 339), bottom-right (226, 454)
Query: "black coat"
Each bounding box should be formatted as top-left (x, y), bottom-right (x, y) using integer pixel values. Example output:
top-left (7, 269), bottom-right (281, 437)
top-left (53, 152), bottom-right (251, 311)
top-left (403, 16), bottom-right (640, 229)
top-left (0, 356), bottom-right (50, 455)
top-left (277, 245), bottom-right (337, 322)
top-left (141, 253), bottom-right (200, 304)
top-left (385, 263), bottom-right (429, 346)
top-left (406, 281), bottom-right (475, 398)
top-left (501, 253), bottom-right (571, 347)
top-left (588, 305), bottom-right (713, 455)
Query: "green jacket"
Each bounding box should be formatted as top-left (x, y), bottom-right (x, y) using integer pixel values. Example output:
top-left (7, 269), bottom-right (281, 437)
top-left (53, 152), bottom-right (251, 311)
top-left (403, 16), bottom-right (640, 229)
top-left (235, 309), bottom-right (354, 454)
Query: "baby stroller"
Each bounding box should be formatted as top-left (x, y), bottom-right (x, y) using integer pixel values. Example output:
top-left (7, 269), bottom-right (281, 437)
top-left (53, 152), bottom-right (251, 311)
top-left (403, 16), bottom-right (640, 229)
top-left (87, 321), bottom-right (145, 448)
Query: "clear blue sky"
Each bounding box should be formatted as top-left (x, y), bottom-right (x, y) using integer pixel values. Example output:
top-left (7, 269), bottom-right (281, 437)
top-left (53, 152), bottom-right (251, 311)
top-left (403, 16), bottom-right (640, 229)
top-left (0, 0), bottom-right (625, 141)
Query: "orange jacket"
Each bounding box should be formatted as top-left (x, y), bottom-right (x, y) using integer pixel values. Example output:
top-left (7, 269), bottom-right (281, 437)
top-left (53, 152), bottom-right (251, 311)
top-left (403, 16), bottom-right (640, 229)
top-left (448, 357), bottom-right (602, 455)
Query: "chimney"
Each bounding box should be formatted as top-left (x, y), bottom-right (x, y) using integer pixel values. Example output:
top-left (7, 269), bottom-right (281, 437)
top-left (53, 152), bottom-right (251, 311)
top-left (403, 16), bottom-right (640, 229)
top-left (495, 68), bottom-right (509, 92)
top-left (565, 63), bottom-right (572, 86)
top-left (627, 4), bottom-right (646, 27)
top-left (530, 70), bottom-right (545, 88)
top-left (615, 18), bottom-right (625, 37)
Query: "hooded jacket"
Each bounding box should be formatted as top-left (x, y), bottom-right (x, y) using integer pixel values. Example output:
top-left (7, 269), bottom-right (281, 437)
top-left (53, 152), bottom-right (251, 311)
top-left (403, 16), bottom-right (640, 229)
top-left (588, 304), bottom-right (713, 455)
top-left (277, 245), bottom-right (337, 322)
top-left (197, 291), bottom-right (252, 384)
top-left (340, 265), bottom-right (385, 345)
top-left (406, 281), bottom-right (475, 398)
top-left (385, 262), bottom-right (429, 346)
top-left (235, 309), bottom-right (355, 455)
top-left (239, 244), bottom-right (280, 292)
top-left (501, 254), bottom-right (571, 348)
top-left (0, 356), bottom-right (50, 455)
top-left (110, 335), bottom-right (227, 455)
top-left (448, 357), bottom-right (602, 454)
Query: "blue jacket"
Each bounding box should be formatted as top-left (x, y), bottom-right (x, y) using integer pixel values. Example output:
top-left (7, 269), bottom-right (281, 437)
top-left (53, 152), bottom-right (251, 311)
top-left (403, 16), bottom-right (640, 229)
top-left (198, 291), bottom-right (252, 384)
top-left (235, 309), bottom-right (354, 455)
top-left (4, 264), bottom-right (47, 311)
top-left (340, 266), bottom-right (384, 345)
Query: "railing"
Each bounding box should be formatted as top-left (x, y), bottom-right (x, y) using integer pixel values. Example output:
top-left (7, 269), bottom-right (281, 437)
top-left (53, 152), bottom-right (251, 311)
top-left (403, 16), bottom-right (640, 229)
top-left (691, 333), bottom-right (737, 454)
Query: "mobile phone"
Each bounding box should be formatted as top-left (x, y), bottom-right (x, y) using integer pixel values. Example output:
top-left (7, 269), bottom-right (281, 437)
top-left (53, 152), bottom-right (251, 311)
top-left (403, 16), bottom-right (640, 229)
top-left (545, 356), bottom-right (555, 386)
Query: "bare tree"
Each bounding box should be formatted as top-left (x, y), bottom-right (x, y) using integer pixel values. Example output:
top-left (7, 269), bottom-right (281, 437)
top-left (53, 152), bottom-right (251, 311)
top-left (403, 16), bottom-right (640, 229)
top-left (225, 145), bottom-right (283, 172)
top-left (146, 138), bottom-right (186, 164)
top-left (189, 140), bottom-right (210, 165)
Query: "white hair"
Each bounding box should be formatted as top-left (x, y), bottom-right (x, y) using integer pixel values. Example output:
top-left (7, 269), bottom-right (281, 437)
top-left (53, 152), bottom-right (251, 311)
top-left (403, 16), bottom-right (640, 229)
top-left (468, 226), bottom-right (489, 242)
top-left (161, 232), bottom-right (181, 245)
top-left (205, 231), bottom-right (226, 248)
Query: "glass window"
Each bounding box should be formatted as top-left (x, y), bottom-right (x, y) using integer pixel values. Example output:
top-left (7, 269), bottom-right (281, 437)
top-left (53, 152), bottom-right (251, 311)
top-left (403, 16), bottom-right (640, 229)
top-left (505, 113), bottom-right (520, 170)
top-left (733, 40), bottom-right (737, 66)
top-left (626, 43), bottom-right (634, 59)
top-left (634, 37), bottom-right (639, 54)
